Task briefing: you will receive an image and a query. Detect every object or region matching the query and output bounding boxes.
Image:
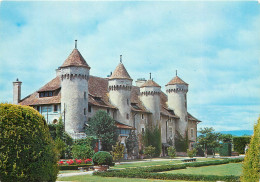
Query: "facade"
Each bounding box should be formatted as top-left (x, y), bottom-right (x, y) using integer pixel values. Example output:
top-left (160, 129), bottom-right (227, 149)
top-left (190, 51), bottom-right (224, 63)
top-left (14, 43), bottom-right (201, 154)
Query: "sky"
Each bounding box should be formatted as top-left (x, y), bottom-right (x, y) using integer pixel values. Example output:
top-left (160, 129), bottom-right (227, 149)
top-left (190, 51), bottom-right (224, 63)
top-left (0, 1), bottom-right (259, 132)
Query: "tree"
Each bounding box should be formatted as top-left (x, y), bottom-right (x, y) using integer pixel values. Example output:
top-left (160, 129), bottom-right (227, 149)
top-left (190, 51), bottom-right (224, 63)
top-left (240, 117), bottom-right (260, 182)
top-left (0, 104), bottom-right (58, 182)
top-left (71, 144), bottom-right (94, 159)
top-left (86, 110), bottom-right (119, 151)
top-left (126, 130), bottom-right (138, 158)
top-left (143, 125), bottom-right (162, 157)
top-left (144, 145), bottom-right (155, 160)
top-left (112, 142), bottom-right (125, 163)
top-left (197, 127), bottom-right (220, 158)
top-left (167, 146), bottom-right (176, 160)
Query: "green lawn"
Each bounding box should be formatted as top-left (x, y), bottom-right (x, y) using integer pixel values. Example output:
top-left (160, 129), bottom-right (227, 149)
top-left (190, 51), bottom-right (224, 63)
top-left (57, 174), bottom-right (198, 182)
top-left (111, 158), bottom-right (221, 169)
top-left (162, 163), bottom-right (242, 176)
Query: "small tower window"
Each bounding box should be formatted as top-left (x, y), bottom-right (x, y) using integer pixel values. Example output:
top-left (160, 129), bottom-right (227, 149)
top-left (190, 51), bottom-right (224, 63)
top-left (142, 128), bottom-right (145, 134)
top-left (107, 109), bottom-right (109, 114)
top-left (54, 105), bottom-right (58, 112)
top-left (126, 113), bottom-right (129, 120)
top-left (141, 114), bottom-right (144, 120)
top-left (84, 108), bottom-right (86, 115)
top-left (190, 128), bottom-right (194, 138)
top-left (84, 92), bottom-right (87, 99)
top-left (127, 99), bottom-right (129, 105)
top-left (88, 105), bottom-right (92, 113)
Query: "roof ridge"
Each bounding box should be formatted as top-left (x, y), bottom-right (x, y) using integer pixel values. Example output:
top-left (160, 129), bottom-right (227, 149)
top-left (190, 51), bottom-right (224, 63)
top-left (109, 62), bottom-right (132, 80)
top-left (60, 49), bottom-right (90, 69)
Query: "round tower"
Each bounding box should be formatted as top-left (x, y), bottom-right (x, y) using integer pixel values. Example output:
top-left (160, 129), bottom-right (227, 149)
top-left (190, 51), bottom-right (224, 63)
top-left (166, 72), bottom-right (188, 137)
top-left (140, 76), bottom-right (161, 126)
top-left (108, 55), bottom-right (132, 126)
top-left (59, 40), bottom-right (90, 136)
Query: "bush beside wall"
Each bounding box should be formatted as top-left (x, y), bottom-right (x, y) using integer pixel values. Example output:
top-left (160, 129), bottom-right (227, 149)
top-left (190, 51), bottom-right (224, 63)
top-left (233, 136), bottom-right (251, 154)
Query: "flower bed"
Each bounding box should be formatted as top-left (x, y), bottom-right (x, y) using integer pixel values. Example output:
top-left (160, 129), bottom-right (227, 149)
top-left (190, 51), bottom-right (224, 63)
top-left (58, 159), bottom-right (93, 170)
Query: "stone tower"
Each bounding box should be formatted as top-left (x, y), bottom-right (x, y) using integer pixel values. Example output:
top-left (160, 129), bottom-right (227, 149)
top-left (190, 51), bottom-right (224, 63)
top-left (108, 55), bottom-right (132, 126)
top-left (13, 78), bottom-right (22, 105)
top-left (140, 78), bottom-right (161, 126)
top-left (59, 41), bottom-right (90, 136)
top-left (166, 73), bottom-right (188, 137)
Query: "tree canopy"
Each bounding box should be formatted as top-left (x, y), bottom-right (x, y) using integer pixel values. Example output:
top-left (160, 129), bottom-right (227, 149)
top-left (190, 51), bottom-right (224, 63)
top-left (86, 110), bottom-right (118, 151)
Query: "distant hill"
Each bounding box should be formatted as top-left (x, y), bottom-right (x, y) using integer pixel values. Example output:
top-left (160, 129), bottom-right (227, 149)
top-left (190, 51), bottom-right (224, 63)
top-left (218, 130), bottom-right (253, 136)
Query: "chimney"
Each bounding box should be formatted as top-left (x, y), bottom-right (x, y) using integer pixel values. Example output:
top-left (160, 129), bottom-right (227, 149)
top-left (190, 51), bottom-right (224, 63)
top-left (13, 78), bottom-right (22, 105)
top-left (135, 78), bottom-right (147, 87)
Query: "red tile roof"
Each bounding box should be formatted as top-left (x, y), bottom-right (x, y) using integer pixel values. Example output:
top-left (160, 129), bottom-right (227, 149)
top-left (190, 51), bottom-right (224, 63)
top-left (140, 79), bottom-right (161, 88)
top-left (109, 63), bottom-right (132, 80)
top-left (60, 49), bottom-right (90, 69)
top-left (188, 112), bottom-right (201, 122)
top-left (115, 121), bottom-right (135, 130)
top-left (166, 76), bottom-right (188, 86)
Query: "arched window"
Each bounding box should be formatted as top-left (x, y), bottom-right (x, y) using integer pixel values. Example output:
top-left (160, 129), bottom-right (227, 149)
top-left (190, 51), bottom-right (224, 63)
top-left (53, 119), bottom-right (58, 124)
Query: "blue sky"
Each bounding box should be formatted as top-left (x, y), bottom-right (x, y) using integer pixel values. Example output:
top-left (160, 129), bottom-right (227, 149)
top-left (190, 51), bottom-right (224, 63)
top-left (0, 1), bottom-right (259, 131)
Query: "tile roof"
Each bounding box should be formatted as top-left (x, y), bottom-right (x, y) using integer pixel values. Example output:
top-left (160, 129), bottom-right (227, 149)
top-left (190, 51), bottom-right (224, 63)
top-left (140, 79), bottom-right (161, 88)
top-left (115, 121), bottom-right (135, 130)
top-left (19, 75), bottom-right (181, 119)
top-left (38, 77), bottom-right (61, 92)
top-left (166, 76), bottom-right (188, 86)
top-left (188, 112), bottom-right (202, 122)
top-left (60, 49), bottom-right (90, 69)
top-left (109, 63), bottom-right (132, 80)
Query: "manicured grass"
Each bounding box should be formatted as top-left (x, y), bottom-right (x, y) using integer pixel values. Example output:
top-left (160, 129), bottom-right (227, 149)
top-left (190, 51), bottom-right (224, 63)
top-left (57, 174), bottom-right (198, 181)
top-left (111, 158), bottom-right (222, 169)
top-left (162, 163), bottom-right (242, 176)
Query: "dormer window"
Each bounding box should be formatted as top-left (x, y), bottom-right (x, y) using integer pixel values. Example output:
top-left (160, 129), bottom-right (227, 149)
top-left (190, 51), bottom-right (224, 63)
top-left (39, 91), bottom-right (54, 98)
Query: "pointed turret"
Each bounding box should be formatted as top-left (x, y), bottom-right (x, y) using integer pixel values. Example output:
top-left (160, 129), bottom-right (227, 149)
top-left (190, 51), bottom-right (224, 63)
top-left (166, 72), bottom-right (188, 138)
top-left (60, 48), bottom-right (90, 69)
top-left (108, 55), bottom-right (132, 126)
top-left (140, 75), bottom-right (161, 126)
top-left (59, 40), bottom-right (90, 136)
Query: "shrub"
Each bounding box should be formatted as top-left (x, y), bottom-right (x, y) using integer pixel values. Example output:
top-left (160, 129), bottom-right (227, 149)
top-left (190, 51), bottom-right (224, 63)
top-left (55, 137), bottom-right (66, 159)
top-left (233, 136), bottom-right (251, 154)
top-left (92, 151), bottom-right (113, 166)
top-left (0, 104), bottom-right (58, 182)
top-left (241, 117), bottom-right (260, 182)
top-left (143, 125), bottom-right (162, 157)
top-left (71, 144), bottom-right (94, 159)
top-left (167, 146), bottom-right (176, 159)
top-left (187, 148), bottom-right (197, 158)
top-left (59, 164), bottom-right (92, 170)
top-left (112, 142), bottom-right (125, 163)
top-left (144, 145), bottom-right (155, 160)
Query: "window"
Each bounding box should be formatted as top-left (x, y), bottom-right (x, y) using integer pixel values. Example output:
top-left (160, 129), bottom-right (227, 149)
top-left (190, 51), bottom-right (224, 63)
top-left (39, 91), bottom-right (53, 98)
top-left (190, 128), bottom-right (194, 138)
top-left (54, 105), bottom-right (58, 112)
top-left (142, 128), bottom-right (145, 134)
top-left (42, 106), bottom-right (52, 112)
top-left (169, 127), bottom-right (173, 138)
top-left (127, 99), bottom-right (129, 105)
top-left (36, 106), bottom-right (40, 112)
top-left (107, 109), bottom-right (109, 114)
top-left (84, 92), bottom-right (87, 99)
top-left (88, 105), bottom-right (92, 113)
top-left (126, 113), bottom-right (129, 120)
top-left (84, 108), bottom-right (86, 115)
top-left (40, 92), bottom-right (44, 97)
top-left (141, 114), bottom-right (144, 120)
top-left (49, 92), bottom-right (53, 97)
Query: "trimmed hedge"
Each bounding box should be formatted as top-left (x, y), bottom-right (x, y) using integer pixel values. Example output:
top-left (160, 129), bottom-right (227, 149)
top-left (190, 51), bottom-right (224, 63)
top-left (94, 158), bottom-right (244, 181)
top-left (0, 104), bottom-right (59, 182)
top-left (59, 164), bottom-right (92, 170)
top-left (233, 136), bottom-right (251, 154)
top-left (95, 170), bottom-right (239, 182)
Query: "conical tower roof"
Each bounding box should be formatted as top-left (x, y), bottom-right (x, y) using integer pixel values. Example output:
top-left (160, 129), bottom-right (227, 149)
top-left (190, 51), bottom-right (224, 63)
top-left (140, 79), bottom-right (161, 88)
top-left (166, 76), bottom-right (188, 86)
top-left (60, 48), bottom-right (90, 69)
top-left (110, 62), bottom-right (132, 80)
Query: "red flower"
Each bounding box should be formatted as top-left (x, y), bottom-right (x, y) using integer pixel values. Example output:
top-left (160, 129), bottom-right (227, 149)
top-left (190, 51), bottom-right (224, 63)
top-left (58, 161), bottom-right (64, 165)
top-left (84, 158), bottom-right (92, 163)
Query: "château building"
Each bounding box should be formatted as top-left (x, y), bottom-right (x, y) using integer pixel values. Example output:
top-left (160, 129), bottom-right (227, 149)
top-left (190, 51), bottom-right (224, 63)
top-left (13, 41), bottom-right (201, 155)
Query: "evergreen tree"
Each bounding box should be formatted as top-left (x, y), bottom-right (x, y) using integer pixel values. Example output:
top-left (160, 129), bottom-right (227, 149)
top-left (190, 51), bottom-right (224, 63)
top-left (86, 110), bottom-right (119, 151)
top-left (112, 142), bottom-right (125, 163)
top-left (167, 146), bottom-right (176, 160)
top-left (241, 117), bottom-right (260, 182)
top-left (126, 130), bottom-right (138, 158)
